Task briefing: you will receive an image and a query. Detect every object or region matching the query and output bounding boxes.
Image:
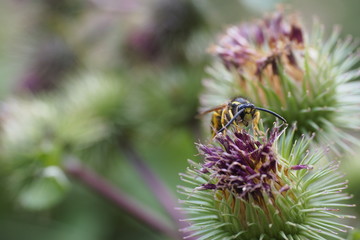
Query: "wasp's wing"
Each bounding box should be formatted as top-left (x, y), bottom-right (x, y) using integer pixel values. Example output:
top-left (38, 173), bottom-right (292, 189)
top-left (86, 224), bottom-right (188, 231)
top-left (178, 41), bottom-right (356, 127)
top-left (196, 104), bottom-right (227, 118)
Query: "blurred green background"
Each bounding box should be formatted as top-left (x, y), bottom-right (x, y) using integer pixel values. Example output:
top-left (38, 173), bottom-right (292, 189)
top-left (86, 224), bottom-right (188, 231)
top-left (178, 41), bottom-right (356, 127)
top-left (0, 0), bottom-right (359, 239)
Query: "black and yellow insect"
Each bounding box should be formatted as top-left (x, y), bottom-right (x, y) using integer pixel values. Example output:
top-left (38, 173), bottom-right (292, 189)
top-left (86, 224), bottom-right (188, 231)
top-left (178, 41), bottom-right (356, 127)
top-left (200, 97), bottom-right (286, 136)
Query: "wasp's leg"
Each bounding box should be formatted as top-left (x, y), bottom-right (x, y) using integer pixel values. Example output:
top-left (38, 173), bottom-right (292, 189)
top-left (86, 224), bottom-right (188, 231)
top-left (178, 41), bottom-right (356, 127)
top-left (252, 111), bottom-right (264, 136)
top-left (232, 111), bottom-right (242, 132)
top-left (220, 110), bottom-right (227, 127)
top-left (225, 109), bottom-right (240, 132)
top-left (229, 110), bottom-right (242, 132)
top-left (220, 109), bottom-right (227, 130)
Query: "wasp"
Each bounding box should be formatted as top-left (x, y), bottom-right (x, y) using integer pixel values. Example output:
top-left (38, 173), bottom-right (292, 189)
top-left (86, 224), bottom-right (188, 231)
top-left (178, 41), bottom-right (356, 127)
top-left (200, 97), bottom-right (286, 136)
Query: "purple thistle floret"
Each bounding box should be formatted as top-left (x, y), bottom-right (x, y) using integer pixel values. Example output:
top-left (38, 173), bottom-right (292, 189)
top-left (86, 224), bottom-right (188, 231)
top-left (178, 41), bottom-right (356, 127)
top-left (198, 128), bottom-right (288, 202)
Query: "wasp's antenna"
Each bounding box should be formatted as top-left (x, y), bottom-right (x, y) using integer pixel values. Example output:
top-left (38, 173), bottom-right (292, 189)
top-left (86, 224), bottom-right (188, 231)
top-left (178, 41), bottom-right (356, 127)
top-left (255, 107), bottom-right (287, 123)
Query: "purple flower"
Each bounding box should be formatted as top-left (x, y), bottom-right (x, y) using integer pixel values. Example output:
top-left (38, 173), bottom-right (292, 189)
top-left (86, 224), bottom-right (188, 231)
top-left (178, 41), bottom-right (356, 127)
top-left (197, 128), bottom-right (302, 203)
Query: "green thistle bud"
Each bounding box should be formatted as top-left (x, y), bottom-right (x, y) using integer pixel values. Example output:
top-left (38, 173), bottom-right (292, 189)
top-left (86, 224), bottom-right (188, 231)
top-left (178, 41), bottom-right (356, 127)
top-left (0, 98), bottom-right (68, 210)
top-left (0, 74), bottom-right (124, 210)
top-left (179, 127), bottom-right (354, 239)
top-left (200, 11), bottom-right (360, 154)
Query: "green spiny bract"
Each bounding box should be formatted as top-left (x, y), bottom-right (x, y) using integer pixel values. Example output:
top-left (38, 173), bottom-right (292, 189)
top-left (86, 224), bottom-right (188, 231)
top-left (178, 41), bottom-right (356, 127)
top-left (179, 127), bottom-right (354, 240)
top-left (200, 11), bottom-right (360, 154)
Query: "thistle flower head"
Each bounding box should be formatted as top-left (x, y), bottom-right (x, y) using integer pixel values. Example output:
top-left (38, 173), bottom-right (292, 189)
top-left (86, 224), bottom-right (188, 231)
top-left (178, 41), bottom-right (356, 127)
top-left (212, 11), bottom-right (303, 77)
top-left (201, 10), bottom-right (360, 154)
top-left (0, 98), bottom-right (69, 210)
top-left (199, 129), bottom-right (282, 202)
top-left (179, 127), bottom-right (354, 239)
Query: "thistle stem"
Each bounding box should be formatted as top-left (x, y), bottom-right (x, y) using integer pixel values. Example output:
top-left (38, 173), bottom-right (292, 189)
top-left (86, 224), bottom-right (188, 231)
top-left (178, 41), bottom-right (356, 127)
top-left (122, 143), bottom-right (194, 240)
top-left (64, 160), bottom-right (179, 239)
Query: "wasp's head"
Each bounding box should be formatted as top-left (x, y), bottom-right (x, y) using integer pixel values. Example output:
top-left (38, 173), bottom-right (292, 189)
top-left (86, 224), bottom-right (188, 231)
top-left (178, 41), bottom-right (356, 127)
top-left (236, 104), bottom-right (256, 126)
top-left (228, 100), bottom-right (256, 127)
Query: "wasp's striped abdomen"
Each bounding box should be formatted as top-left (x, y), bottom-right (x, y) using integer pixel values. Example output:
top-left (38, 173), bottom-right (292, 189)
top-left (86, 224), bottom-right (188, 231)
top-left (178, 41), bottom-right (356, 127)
top-left (210, 110), bottom-right (223, 135)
